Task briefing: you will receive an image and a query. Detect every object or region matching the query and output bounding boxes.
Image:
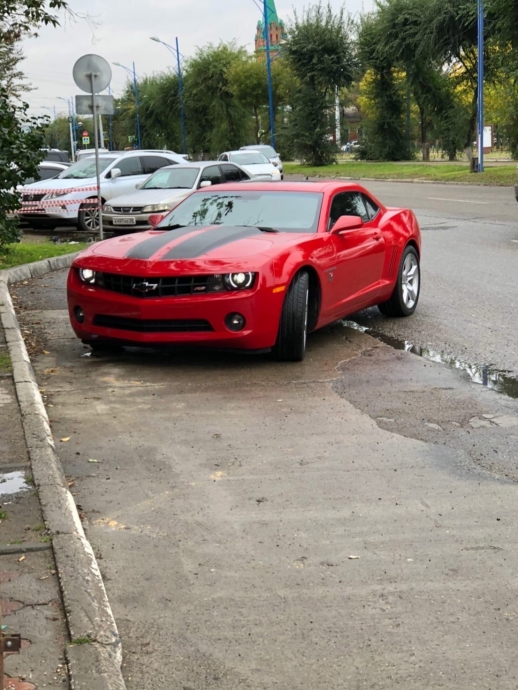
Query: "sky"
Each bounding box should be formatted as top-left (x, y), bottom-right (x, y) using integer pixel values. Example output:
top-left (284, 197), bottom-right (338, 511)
top-left (21, 0), bottom-right (374, 117)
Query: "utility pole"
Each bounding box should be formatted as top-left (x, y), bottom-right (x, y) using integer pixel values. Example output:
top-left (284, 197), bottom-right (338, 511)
top-left (176, 37), bottom-right (187, 155)
top-left (264, 0), bottom-right (276, 149)
top-left (133, 62), bottom-right (141, 149)
top-left (477, 0), bottom-right (484, 172)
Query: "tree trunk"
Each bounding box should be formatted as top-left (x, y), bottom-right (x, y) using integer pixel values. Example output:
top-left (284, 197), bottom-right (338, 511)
top-left (418, 104), bottom-right (429, 161)
top-left (464, 86), bottom-right (478, 151)
top-left (254, 107), bottom-right (260, 144)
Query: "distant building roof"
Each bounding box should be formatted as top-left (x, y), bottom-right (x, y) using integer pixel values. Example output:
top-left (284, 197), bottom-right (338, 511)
top-left (257, 0), bottom-right (284, 39)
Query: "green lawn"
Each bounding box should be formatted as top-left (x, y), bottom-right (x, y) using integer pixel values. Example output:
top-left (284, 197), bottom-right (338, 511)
top-left (0, 242), bottom-right (89, 271)
top-left (284, 161), bottom-right (516, 186)
top-left (0, 352), bottom-right (12, 374)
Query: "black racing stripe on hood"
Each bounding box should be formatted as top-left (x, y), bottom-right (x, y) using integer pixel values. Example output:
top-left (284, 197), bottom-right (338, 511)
top-left (125, 226), bottom-right (200, 260)
top-left (160, 226), bottom-right (262, 260)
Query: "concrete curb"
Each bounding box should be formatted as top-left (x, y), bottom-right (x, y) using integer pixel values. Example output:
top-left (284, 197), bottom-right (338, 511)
top-left (0, 252), bottom-right (127, 690)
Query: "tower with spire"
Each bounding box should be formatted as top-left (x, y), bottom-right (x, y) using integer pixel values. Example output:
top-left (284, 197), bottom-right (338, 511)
top-left (255, 0), bottom-right (287, 57)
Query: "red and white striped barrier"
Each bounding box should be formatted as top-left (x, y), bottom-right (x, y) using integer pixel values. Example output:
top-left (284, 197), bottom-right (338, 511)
top-left (22, 185), bottom-right (99, 194)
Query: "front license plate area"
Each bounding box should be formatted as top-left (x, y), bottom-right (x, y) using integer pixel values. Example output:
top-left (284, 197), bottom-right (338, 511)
top-left (113, 216), bottom-right (136, 226)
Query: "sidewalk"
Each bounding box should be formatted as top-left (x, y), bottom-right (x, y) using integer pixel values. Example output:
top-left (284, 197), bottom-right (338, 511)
top-left (1, 321), bottom-right (69, 690)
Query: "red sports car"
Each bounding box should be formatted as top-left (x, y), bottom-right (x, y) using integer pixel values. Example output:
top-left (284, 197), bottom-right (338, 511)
top-left (67, 181), bottom-right (421, 361)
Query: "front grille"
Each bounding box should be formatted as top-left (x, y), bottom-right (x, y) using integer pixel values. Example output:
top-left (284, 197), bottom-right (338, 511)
top-left (22, 193), bottom-right (46, 202)
top-left (112, 206), bottom-right (144, 213)
top-left (93, 315), bottom-right (213, 333)
top-left (96, 272), bottom-right (214, 298)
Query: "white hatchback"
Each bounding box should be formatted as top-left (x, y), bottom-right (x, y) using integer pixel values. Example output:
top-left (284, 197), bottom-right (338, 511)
top-left (217, 150), bottom-right (281, 181)
top-left (18, 150), bottom-right (185, 231)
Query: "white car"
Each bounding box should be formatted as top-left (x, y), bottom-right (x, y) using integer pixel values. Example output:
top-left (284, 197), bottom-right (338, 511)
top-left (240, 144), bottom-right (284, 178)
top-left (102, 161), bottom-right (250, 234)
top-left (18, 150), bottom-right (185, 231)
top-left (217, 150), bottom-right (281, 181)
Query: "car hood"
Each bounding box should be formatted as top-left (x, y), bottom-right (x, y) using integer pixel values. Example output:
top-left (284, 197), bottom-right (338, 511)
top-left (75, 225), bottom-right (312, 273)
top-left (22, 177), bottom-right (97, 191)
top-left (238, 163), bottom-right (277, 177)
top-left (107, 189), bottom-right (191, 207)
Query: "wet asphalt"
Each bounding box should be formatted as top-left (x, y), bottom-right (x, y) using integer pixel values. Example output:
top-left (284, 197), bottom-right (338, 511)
top-left (11, 211), bottom-right (518, 690)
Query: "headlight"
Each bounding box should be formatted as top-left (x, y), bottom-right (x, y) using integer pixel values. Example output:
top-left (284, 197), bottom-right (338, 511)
top-left (103, 205), bottom-right (113, 213)
top-left (272, 161), bottom-right (279, 167)
top-left (224, 272), bottom-right (255, 289)
top-left (79, 268), bottom-right (96, 284)
top-left (42, 190), bottom-right (70, 200)
top-left (142, 203), bottom-right (174, 213)
top-left (207, 273), bottom-right (256, 292)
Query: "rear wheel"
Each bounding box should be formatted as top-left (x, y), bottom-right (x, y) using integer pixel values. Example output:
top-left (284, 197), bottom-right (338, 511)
top-left (273, 271), bottom-right (309, 362)
top-left (378, 245), bottom-right (420, 317)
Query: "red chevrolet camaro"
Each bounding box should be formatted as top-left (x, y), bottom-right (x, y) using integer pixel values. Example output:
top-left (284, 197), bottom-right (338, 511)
top-left (67, 181), bottom-right (421, 361)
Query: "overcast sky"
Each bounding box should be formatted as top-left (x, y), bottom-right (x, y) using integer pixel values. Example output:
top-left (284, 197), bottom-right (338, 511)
top-left (22, 0), bottom-right (374, 117)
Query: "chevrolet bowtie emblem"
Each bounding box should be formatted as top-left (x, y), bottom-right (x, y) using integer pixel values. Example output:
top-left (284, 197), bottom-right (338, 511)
top-left (132, 280), bottom-right (158, 293)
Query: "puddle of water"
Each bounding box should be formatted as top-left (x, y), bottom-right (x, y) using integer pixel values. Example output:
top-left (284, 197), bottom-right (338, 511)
top-left (0, 471), bottom-right (30, 496)
top-left (341, 320), bottom-right (518, 400)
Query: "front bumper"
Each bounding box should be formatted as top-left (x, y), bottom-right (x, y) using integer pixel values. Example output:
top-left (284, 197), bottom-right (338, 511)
top-left (67, 269), bottom-right (284, 351)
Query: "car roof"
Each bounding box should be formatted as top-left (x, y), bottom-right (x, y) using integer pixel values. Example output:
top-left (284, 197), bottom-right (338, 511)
top-left (40, 161), bottom-right (69, 168)
top-left (241, 144), bottom-right (275, 151)
top-left (155, 160), bottom-right (242, 170)
top-left (193, 180), bottom-right (372, 194)
top-left (223, 150), bottom-right (266, 155)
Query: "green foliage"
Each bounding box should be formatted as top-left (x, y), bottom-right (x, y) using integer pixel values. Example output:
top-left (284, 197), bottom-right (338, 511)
top-left (284, 2), bottom-right (357, 165)
top-left (183, 43), bottom-right (250, 156)
top-left (0, 0), bottom-right (67, 41)
top-left (0, 240), bottom-right (89, 269)
top-left (43, 114), bottom-right (71, 152)
top-left (227, 58), bottom-right (269, 144)
top-left (0, 88), bottom-right (46, 252)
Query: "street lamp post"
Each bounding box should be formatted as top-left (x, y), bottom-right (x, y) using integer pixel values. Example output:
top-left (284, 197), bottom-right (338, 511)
top-left (477, 0), bottom-right (484, 173)
top-left (57, 96), bottom-right (75, 157)
top-left (113, 62), bottom-right (142, 149)
top-left (263, 0), bottom-right (276, 149)
top-left (150, 36), bottom-right (187, 154)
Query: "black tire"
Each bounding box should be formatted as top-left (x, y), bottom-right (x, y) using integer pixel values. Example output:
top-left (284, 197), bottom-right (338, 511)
top-left (78, 198), bottom-right (101, 233)
top-left (378, 245), bottom-right (420, 317)
top-left (273, 271), bottom-right (309, 362)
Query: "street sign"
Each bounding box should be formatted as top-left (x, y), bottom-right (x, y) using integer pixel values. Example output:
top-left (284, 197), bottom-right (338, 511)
top-left (76, 95), bottom-right (115, 116)
top-left (73, 54), bottom-right (112, 94)
top-left (82, 130), bottom-right (89, 137)
top-left (68, 116), bottom-right (73, 123)
top-left (82, 136), bottom-right (90, 145)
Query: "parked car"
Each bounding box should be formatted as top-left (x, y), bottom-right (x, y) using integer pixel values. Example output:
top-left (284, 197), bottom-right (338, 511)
top-left (67, 181), bottom-right (421, 361)
top-left (240, 144), bottom-right (283, 178)
top-left (103, 161), bottom-right (250, 235)
top-left (76, 148), bottom-right (111, 161)
top-left (217, 150), bottom-right (281, 181)
top-left (22, 161), bottom-right (69, 185)
top-left (18, 150), bottom-right (185, 232)
top-left (41, 148), bottom-right (70, 164)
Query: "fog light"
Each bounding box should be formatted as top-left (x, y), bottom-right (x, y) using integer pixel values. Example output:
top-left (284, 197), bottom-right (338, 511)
top-left (74, 306), bottom-right (85, 324)
top-left (225, 313), bottom-right (245, 332)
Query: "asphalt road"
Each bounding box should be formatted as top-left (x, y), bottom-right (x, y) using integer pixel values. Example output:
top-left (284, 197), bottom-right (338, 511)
top-left (296, 178), bottom-right (518, 384)
top-left (12, 263), bottom-right (518, 689)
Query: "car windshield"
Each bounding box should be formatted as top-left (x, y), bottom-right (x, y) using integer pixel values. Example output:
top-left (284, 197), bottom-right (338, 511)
top-left (246, 145), bottom-right (277, 158)
top-left (158, 191), bottom-right (323, 234)
top-left (229, 152), bottom-right (270, 166)
top-left (58, 157), bottom-right (116, 179)
top-left (142, 168), bottom-right (199, 190)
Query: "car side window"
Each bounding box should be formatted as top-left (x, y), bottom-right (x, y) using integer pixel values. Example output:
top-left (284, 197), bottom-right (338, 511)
top-left (362, 194), bottom-right (379, 220)
top-left (39, 167), bottom-right (61, 181)
top-left (328, 191), bottom-right (370, 229)
top-left (220, 164), bottom-right (242, 183)
top-left (199, 165), bottom-right (222, 186)
top-left (141, 156), bottom-right (175, 175)
top-left (219, 154), bottom-right (229, 162)
top-left (115, 156), bottom-right (144, 177)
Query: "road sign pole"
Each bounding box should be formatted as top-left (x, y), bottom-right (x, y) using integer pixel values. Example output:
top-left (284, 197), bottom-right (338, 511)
top-left (68, 116), bottom-right (74, 159)
top-left (477, 0), bottom-right (484, 173)
top-left (90, 73), bottom-right (104, 241)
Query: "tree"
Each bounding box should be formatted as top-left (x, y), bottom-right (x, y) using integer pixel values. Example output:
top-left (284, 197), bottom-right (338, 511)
top-left (227, 58), bottom-right (268, 144)
top-left (183, 43), bottom-right (250, 156)
top-left (0, 89), bottom-right (47, 251)
top-left (0, 38), bottom-right (30, 98)
top-left (0, 0), bottom-right (68, 41)
top-left (43, 115), bottom-right (71, 151)
top-left (283, 2), bottom-right (357, 165)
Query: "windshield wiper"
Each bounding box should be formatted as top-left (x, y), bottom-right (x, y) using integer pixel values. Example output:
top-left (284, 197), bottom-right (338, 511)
top-left (245, 226), bottom-right (279, 233)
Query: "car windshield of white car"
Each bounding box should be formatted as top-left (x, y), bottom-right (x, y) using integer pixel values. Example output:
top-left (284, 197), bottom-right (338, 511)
top-left (142, 168), bottom-right (199, 190)
top-left (230, 152), bottom-right (270, 166)
top-left (59, 157), bottom-right (116, 179)
top-left (250, 145), bottom-right (277, 158)
top-left (157, 191), bottom-right (323, 234)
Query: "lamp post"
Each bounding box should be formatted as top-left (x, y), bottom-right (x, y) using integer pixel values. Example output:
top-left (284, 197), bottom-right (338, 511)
top-left (477, 0), bottom-right (484, 172)
top-left (57, 96), bottom-right (75, 157)
top-left (263, 0), bottom-right (276, 149)
top-left (113, 61), bottom-right (142, 149)
top-left (150, 36), bottom-right (187, 155)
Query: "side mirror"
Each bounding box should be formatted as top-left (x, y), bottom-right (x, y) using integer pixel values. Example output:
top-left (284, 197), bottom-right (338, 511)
top-left (148, 213), bottom-right (165, 228)
top-left (331, 215), bottom-right (364, 234)
top-left (199, 180), bottom-right (212, 188)
top-left (110, 167), bottom-right (121, 179)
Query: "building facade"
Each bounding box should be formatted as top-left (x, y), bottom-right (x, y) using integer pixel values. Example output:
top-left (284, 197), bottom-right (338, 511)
top-left (255, 0), bottom-right (287, 57)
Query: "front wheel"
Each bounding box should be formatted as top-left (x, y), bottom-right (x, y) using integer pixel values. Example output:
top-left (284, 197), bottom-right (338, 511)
top-left (78, 199), bottom-right (100, 232)
top-left (378, 245), bottom-right (420, 317)
top-left (273, 271), bottom-right (309, 362)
